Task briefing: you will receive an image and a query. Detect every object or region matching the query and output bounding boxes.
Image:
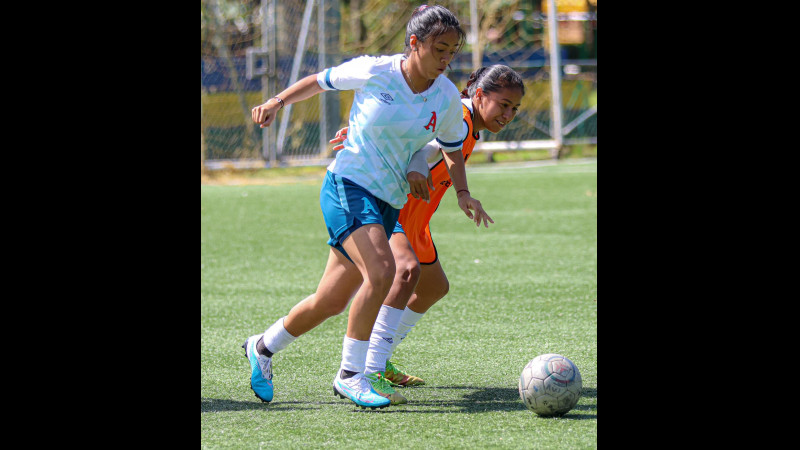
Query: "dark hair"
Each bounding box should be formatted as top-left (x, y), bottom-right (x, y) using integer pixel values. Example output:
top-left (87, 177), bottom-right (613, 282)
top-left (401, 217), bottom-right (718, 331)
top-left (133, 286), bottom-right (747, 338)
top-left (460, 65), bottom-right (525, 99)
top-left (404, 5), bottom-right (466, 56)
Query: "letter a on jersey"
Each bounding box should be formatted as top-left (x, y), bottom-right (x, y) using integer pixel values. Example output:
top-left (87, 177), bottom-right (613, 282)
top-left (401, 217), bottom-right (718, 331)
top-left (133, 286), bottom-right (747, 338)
top-left (424, 111), bottom-right (437, 132)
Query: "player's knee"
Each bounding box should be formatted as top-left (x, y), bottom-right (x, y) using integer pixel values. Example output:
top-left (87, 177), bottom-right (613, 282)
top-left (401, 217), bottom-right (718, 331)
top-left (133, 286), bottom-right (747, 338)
top-left (396, 256), bottom-right (420, 285)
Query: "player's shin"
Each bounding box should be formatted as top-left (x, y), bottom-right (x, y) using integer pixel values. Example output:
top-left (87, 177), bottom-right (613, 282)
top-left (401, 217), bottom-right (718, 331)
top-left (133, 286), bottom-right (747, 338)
top-left (365, 305), bottom-right (404, 374)
top-left (390, 306), bottom-right (425, 355)
top-left (384, 306), bottom-right (427, 386)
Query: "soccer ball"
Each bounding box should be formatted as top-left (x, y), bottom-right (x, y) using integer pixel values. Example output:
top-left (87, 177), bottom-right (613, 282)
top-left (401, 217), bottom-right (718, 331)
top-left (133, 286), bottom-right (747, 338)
top-left (518, 353), bottom-right (582, 417)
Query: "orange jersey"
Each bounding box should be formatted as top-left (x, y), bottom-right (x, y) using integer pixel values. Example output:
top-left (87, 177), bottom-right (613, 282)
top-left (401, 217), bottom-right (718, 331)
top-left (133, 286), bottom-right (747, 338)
top-left (398, 100), bottom-right (479, 264)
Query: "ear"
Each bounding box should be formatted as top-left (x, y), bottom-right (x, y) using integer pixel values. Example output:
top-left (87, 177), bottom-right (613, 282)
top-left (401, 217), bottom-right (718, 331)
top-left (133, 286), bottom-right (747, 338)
top-left (474, 87), bottom-right (483, 103)
top-left (409, 34), bottom-right (418, 51)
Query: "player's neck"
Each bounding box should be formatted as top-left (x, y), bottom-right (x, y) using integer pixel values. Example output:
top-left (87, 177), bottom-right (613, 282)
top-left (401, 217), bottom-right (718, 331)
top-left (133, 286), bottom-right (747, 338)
top-left (403, 58), bottom-right (432, 94)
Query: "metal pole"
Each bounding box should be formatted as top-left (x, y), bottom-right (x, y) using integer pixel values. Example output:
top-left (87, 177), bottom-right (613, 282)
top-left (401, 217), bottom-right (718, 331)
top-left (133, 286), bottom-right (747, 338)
top-left (259, 0), bottom-right (278, 166)
top-left (325, 0), bottom-right (340, 155)
top-left (547, 0), bottom-right (563, 158)
top-left (318, 0), bottom-right (327, 157)
top-left (277, 0), bottom-right (315, 156)
top-left (470, 0), bottom-right (480, 69)
top-left (260, 0), bottom-right (269, 164)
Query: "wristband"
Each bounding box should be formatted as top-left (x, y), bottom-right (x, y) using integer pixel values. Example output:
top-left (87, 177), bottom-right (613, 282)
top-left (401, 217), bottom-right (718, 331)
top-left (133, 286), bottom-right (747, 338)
top-left (456, 189), bottom-right (470, 197)
top-left (273, 96), bottom-right (285, 109)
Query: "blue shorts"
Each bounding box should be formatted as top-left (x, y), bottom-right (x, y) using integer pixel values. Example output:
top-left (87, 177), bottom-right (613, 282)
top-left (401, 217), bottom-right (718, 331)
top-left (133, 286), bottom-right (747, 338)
top-left (320, 171), bottom-right (401, 262)
top-left (393, 221), bottom-right (405, 235)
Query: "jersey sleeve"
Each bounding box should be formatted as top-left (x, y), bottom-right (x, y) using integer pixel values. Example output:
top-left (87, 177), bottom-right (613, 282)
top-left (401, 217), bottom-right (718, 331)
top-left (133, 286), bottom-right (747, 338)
top-left (316, 55), bottom-right (387, 91)
top-left (407, 141), bottom-right (439, 176)
top-left (436, 105), bottom-right (467, 154)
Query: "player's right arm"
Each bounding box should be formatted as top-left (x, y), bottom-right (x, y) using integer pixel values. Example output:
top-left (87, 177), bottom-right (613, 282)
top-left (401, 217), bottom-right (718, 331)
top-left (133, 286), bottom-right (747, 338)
top-left (251, 74), bottom-right (325, 128)
top-left (259, 56), bottom-right (378, 129)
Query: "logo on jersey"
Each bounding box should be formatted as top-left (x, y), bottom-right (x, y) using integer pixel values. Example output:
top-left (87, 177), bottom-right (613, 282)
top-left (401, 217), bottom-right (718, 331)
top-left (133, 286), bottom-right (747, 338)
top-left (377, 93), bottom-right (394, 105)
top-left (424, 111), bottom-right (437, 132)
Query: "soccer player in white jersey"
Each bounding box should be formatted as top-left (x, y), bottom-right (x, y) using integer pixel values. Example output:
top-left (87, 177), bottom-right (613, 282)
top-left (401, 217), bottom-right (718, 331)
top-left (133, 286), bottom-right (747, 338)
top-left (245, 5), bottom-right (491, 409)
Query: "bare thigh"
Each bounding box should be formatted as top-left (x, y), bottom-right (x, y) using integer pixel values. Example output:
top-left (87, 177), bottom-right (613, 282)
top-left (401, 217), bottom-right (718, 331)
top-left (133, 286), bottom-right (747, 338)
top-left (339, 223), bottom-right (396, 340)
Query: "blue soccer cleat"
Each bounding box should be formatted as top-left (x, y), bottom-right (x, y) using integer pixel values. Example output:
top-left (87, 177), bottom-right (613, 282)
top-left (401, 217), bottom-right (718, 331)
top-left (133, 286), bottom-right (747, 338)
top-left (242, 335), bottom-right (273, 403)
top-left (333, 371), bottom-right (391, 409)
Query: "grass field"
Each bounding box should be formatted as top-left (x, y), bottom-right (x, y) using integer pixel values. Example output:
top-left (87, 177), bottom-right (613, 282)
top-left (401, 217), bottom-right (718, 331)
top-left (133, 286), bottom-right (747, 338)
top-left (201, 159), bottom-right (597, 448)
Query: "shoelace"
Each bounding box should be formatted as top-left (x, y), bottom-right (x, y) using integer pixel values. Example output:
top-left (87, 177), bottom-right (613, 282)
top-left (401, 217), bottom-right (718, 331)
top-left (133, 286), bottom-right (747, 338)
top-left (258, 354), bottom-right (272, 379)
top-left (386, 360), bottom-right (408, 377)
top-left (365, 373), bottom-right (397, 392)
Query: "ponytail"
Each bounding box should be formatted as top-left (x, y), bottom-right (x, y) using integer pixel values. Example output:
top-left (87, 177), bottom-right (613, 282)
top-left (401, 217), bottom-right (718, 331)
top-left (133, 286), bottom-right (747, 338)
top-left (461, 65), bottom-right (525, 99)
top-left (460, 67), bottom-right (490, 98)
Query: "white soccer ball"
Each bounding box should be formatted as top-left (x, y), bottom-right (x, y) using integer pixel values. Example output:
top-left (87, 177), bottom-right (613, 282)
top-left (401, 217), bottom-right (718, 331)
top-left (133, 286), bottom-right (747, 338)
top-left (518, 353), bottom-right (582, 417)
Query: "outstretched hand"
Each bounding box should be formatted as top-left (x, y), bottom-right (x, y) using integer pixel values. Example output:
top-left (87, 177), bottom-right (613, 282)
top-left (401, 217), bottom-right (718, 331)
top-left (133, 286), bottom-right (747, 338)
top-left (457, 192), bottom-right (494, 228)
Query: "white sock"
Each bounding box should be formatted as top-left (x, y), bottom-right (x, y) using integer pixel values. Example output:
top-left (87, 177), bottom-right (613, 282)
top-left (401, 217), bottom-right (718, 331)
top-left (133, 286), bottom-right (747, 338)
top-left (365, 305), bottom-right (404, 374)
top-left (389, 306), bottom-right (426, 356)
top-left (340, 335), bottom-right (369, 376)
top-left (261, 317), bottom-right (296, 354)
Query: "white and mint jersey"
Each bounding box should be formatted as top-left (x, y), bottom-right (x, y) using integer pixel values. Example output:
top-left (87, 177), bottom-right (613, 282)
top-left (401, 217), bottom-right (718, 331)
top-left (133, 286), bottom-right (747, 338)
top-left (316, 53), bottom-right (464, 209)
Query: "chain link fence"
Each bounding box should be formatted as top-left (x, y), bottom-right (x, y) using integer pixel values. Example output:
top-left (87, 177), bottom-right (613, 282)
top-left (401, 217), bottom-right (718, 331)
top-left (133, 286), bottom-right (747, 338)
top-left (201, 0), bottom-right (596, 169)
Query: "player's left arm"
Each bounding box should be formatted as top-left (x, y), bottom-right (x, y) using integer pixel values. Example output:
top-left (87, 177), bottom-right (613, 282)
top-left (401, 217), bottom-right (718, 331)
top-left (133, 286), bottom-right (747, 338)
top-left (437, 99), bottom-right (493, 228)
top-left (441, 149), bottom-right (493, 228)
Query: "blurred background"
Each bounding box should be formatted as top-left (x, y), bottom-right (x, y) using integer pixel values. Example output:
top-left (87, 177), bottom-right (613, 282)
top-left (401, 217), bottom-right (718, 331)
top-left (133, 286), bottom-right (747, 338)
top-left (201, 0), bottom-right (596, 171)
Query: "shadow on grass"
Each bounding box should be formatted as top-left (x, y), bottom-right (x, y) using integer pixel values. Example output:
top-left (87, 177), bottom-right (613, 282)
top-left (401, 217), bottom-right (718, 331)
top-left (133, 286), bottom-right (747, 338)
top-left (410, 385), bottom-right (522, 412)
top-left (392, 385), bottom-right (596, 419)
top-left (202, 397), bottom-right (338, 412)
top-left (203, 386), bottom-right (596, 417)
top-left (202, 397), bottom-right (401, 414)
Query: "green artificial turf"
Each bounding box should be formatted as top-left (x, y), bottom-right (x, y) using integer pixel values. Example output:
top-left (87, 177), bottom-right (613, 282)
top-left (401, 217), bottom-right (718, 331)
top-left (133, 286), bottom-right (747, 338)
top-left (201, 160), bottom-right (597, 448)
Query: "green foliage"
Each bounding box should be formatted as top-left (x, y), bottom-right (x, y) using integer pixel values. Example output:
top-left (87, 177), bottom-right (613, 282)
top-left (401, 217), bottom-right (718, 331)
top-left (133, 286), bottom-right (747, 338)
top-left (201, 160), bottom-right (597, 448)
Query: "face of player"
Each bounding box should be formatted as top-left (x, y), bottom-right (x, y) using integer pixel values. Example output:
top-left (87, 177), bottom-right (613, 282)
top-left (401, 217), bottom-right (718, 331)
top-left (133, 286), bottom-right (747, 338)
top-left (412, 29), bottom-right (460, 80)
top-left (475, 87), bottom-right (523, 133)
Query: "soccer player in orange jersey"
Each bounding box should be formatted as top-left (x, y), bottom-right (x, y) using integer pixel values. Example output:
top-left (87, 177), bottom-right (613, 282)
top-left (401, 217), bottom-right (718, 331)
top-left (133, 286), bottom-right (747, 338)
top-left (330, 65), bottom-right (525, 394)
